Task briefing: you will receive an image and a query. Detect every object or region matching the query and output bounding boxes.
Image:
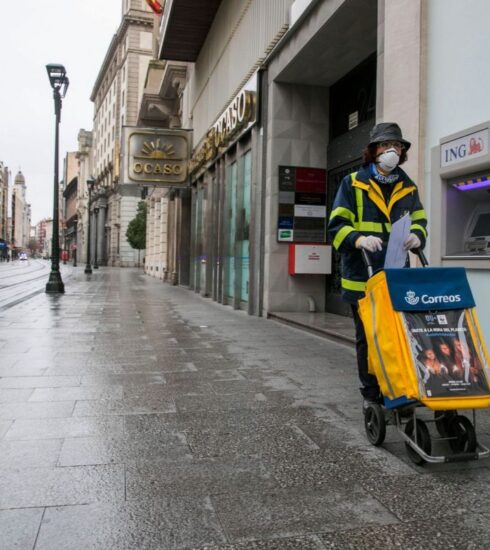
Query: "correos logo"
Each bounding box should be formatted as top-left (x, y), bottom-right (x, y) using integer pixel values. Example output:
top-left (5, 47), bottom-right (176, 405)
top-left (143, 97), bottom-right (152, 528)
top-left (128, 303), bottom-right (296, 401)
top-left (404, 289), bottom-right (461, 306)
top-left (421, 293), bottom-right (461, 305)
top-left (404, 290), bottom-right (419, 305)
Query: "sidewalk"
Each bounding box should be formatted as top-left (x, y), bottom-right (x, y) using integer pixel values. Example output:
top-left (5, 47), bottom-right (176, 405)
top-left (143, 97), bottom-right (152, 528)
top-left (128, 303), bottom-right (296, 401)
top-left (1, 267), bottom-right (490, 549)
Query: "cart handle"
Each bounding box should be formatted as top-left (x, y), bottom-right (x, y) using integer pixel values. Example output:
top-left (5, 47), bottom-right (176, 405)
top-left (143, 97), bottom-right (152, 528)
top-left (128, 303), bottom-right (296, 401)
top-left (361, 247), bottom-right (429, 278)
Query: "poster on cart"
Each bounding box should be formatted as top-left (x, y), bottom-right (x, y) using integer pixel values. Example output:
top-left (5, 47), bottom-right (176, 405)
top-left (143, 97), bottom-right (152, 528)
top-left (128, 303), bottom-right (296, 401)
top-left (403, 310), bottom-right (489, 398)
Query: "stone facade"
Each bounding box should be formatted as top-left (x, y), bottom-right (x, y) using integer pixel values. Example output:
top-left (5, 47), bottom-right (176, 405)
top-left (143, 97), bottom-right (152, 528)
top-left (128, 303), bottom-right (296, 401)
top-left (90, 0), bottom-right (155, 266)
top-left (0, 162), bottom-right (9, 244)
top-left (11, 171), bottom-right (31, 253)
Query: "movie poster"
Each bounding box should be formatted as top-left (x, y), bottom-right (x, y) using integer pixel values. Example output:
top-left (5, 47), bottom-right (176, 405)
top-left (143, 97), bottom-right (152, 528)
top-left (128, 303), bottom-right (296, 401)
top-left (402, 310), bottom-right (489, 398)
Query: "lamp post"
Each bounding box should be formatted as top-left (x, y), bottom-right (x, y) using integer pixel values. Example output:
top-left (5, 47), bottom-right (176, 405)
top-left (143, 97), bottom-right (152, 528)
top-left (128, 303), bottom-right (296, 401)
top-left (93, 205), bottom-right (99, 269)
top-left (73, 217), bottom-right (78, 267)
top-left (45, 63), bottom-right (69, 294)
top-left (84, 177), bottom-right (94, 274)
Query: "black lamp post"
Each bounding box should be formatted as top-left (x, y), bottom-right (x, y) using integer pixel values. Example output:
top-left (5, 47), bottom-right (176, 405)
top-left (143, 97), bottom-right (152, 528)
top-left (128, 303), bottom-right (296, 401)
top-left (73, 217), bottom-right (78, 267)
top-left (84, 177), bottom-right (94, 274)
top-left (93, 205), bottom-right (99, 269)
top-left (45, 63), bottom-right (69, 294)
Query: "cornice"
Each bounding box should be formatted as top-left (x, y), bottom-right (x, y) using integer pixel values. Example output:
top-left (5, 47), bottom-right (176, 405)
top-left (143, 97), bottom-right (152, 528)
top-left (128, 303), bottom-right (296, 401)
top-left (90, 9), bottom-right (154, 101)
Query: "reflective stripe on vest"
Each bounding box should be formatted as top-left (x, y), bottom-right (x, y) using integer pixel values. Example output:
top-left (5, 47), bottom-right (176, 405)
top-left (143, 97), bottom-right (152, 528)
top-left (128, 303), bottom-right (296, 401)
top-left (333, 225), bottom-right (356, 250)
top-left (341, 278), bottom-right (366, 292)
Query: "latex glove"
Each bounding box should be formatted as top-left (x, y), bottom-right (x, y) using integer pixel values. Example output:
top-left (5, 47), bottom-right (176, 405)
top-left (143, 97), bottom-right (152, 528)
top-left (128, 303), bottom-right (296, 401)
top-left (356, 235), bottom-right (383, 253)
top-left (404, 232), bottom-right (421, 250)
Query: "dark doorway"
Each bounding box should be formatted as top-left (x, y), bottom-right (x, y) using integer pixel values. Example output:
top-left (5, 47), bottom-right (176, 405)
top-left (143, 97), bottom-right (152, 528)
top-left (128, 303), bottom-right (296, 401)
top-left (325, 53), bottom-right (376, 315)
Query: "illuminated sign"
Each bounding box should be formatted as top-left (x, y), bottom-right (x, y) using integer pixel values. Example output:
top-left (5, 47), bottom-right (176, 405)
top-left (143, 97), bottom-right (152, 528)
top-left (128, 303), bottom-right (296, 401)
top-left (441, 128), bottom-right (489, 168)
top-left (189, 86), bottom-right (256, 174)
top-left (126, 129), bottom-right (190, 186)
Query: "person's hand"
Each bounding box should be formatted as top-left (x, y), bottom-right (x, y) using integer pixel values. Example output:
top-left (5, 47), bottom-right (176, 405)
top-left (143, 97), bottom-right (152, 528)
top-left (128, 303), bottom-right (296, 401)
top-left (356, 235), bottom-right (383, 252)
top-left (404, 232), bottom-right (421, 250)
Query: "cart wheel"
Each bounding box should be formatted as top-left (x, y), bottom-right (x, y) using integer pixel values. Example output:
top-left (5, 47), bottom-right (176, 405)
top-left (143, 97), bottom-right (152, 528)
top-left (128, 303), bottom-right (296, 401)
top-left (447, 415), bottom-right (477, 453)
top-left (404, 418), bottom-right (431, 465)
top-left (434, 410), bottom-right (457, 437)
top-left (364, 404), bottom-right (386, 446)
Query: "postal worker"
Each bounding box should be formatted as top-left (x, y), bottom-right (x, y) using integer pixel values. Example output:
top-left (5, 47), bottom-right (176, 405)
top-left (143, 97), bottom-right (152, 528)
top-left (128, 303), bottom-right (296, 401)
top-left (327, 122), bottom-right (428, 410)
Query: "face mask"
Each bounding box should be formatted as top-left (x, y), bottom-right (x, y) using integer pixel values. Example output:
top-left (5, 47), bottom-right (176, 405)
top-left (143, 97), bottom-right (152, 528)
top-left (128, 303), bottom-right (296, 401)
top-left (377, 148), bottom-right (400, 172)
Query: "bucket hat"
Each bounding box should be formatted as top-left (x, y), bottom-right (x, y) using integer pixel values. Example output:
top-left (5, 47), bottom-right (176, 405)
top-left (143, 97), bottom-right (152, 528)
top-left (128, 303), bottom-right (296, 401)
top-left (369, 122), bottom-right (411, 151)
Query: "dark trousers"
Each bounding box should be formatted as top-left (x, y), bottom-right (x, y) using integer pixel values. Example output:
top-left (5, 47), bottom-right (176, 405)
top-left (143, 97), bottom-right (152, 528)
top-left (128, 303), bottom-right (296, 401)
top-left (351, 304), bottom-right (380, 400)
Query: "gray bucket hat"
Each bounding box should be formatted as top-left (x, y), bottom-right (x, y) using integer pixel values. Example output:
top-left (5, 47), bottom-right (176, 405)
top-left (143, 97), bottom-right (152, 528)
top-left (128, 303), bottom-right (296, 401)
top-left (369, 122), bottom-right (411, 151)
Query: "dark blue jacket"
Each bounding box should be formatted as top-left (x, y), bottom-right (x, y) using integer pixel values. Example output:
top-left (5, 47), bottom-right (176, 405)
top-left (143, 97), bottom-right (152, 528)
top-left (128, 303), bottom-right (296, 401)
top-left (327, 165), bottom-right (428, 304)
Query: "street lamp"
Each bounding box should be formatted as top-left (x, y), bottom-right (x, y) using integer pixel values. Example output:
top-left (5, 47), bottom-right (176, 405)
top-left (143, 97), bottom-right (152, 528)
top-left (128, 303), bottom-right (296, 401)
top-left (93, 205), bottom-right (99, 269)
top-left (45, 63), bottom-right (69, 294)
top-left (73, 217), bottom-right (78, 267)
top-left (84, 177), bottom-right (95, 274)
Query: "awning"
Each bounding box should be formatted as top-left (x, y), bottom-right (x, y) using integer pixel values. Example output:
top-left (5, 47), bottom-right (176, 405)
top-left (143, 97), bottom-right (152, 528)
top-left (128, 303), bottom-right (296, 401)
top-left (158, 0), bottom-right (222, 61)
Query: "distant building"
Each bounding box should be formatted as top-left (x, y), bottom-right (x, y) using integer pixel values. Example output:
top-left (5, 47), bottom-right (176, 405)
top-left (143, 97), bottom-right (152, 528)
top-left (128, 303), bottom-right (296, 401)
top-left (0, 162), bottom-right (9, 241)
top-left (35, 218), bottom-right (53, 259)
top-left (11, 170), bottom-right (31, 256)
top-left (75, 129), bottom-right (93, 265)
top-left (0, 162), bottom-right (9, 258)
top-left (89, 0), bottom-right (155, 266)
top-left (62, 152), bottom-right (79, 261)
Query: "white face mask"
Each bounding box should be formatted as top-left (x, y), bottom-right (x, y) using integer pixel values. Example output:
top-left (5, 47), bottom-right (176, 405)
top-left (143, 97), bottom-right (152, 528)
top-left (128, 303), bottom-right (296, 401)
top-left (377, 148), bottom-right (400, 173)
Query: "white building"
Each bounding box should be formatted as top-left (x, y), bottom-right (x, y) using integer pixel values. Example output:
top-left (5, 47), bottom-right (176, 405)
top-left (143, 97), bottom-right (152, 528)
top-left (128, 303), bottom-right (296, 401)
top-left (11, 170), bottom-right (31, 253)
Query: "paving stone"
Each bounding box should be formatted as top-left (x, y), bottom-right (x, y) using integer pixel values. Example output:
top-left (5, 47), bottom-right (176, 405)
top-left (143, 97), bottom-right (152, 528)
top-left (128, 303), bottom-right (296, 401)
top-left (4, 267), bottom-right (490, 548)
top-left (35, 497), bottom-right (227, 550)
top-left (0, 464), bottom-right (124, 508)
top-left (188, 535), bottom-right (325, 550)
top-left (126, 457), bottom-right (276, 499)
top-left (0, 364), bottom-right (48, 377)
top-left (73, 396), bottom-right (176, 416)
top-left (0, 420), bottom-right (12, 439)
top-left (359, 472), bottom-right (490, 522)
top-left (0, 375), bottom-right (81, 389)
top-left (212, 485), bottom-right (398, 542)
top-left (185, 423), bottom-right (320, 459)
top-left (0, 439), bottom-right (63, 468)
top-left (0, 401), bottom-right (75, 420)
top-left (0, 508), bottom-right (44, 550)
top-left (4, 416), bottom-right (124, 440)
top-left (80, 373), bottom-right (166, 386)
top-left (318, 516), bottom-right (490, 549)
top-left (28, 386), bottom-right (124, 402)
top-left (0, 388), bottom-right (33, 403)
top-left (58, 433), bottom-right (190, 466)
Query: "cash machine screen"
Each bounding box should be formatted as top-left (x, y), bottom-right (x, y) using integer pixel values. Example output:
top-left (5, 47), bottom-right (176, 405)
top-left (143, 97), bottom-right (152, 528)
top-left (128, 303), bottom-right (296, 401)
top-left (471, 213), bottom-right (490, 237)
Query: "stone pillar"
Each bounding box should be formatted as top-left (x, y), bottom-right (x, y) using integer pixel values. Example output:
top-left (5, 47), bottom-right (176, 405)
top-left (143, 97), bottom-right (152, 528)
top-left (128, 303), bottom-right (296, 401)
top-left (96, 195), bottom-right (108, 265)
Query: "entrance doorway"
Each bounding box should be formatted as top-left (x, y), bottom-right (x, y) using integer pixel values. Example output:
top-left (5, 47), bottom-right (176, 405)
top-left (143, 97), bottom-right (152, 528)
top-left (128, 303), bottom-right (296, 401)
top-left (325, 53), bottom-right (376, 316)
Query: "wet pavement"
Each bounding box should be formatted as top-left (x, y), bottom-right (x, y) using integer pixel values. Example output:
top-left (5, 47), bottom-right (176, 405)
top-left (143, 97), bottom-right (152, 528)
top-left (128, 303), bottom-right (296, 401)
top-left (2, 267), bottom-right (490, 549)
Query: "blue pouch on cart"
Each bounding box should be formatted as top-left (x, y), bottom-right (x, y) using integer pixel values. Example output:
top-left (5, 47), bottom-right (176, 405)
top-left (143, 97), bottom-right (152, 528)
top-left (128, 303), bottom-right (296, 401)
top-left (384, 267), bottom-right (475, 311)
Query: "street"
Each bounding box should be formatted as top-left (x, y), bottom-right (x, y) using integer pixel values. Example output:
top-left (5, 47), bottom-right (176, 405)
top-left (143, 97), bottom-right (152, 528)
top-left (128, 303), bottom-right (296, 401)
top-left (2, 268), bottom-right (490, 549)
top-left (0, 259), bottom-right (73, 310)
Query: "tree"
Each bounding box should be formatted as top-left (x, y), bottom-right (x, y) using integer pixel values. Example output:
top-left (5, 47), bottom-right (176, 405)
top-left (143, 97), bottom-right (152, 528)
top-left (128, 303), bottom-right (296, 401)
top-left (126, 201), bottom-right (147, 266)
top-left (28, 238), bottom-right (40, 256)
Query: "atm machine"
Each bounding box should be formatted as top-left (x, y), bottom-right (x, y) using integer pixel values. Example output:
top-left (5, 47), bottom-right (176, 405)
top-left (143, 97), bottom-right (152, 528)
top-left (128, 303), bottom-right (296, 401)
top-left (431, 121), bottom-right (490, 266)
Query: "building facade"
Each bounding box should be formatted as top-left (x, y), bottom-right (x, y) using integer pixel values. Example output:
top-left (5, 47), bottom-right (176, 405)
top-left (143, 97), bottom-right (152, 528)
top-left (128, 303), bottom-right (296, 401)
top-left (62, 152), bottom-right (79, 262)
top-left (146, 0), bottom-right (490, 338)
top-left (75, 129), bottom-right (93, 265)
top-left (35, 218), bottom-right (53, 259)
top-left (0, 162), bottom-right (9, 258)
top-left (11, 170), bottom-right (31, 255)
top-left (90, 0), bottom-right (156, 267)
